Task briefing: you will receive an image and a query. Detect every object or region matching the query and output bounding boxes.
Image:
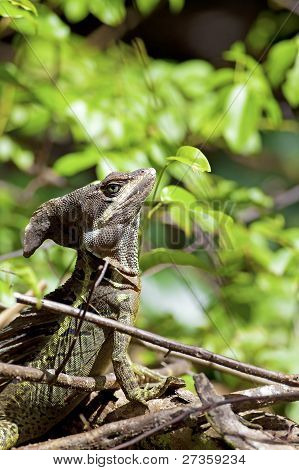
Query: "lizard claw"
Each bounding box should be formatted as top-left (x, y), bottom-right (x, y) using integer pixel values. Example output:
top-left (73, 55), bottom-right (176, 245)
top-left (163, 376), bottom-right (186, 391)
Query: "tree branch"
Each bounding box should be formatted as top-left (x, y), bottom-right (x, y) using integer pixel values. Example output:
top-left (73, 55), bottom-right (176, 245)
top-left (0, 359), bottom-right (189, 393)
top-left (15, 293), bottom-right (299, 388)
top-left (17, 375), bottom-right (299, 450)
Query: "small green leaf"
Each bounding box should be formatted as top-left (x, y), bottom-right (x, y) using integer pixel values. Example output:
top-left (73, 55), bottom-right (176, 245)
top-left (167, 145), bottom-right (211, 173)
top-left (266, 39), bottom-right (297, 87)
top-left (193, 207), bottom-right (233, 234)
top-left (268, 248), bottom-right (293, 276)
top-left (283, 52), bottom-right (299, 108)
top-left (169, 204), bottom-right (192, 236)
top-left (37, 7), bottom-right (70, 39)
top-left (180, 374), bottom-right (194, 392)
top-left (54, 147), bottom-right (100, 176)
top-left (140, 248), bottom-right (212, 272)
top-left (0, 136), bottom-right (33, 170)
top-left (160, 186), bottom-right (196, 236)
top-left (223, 84), bottom-right (261, 154)
top-left (232, 187), bottom-right (273, 208)
top-left (136, 0), bottom-right (160, 15)
top-left (160, 185), bottom-right (196, 206)
top-left (172, 60), bottom-right (213, 98)
top-left (9, 0), bottom-right (37, 15)
top-left (168, 0), bottom-right (184, 13)
top-left (13, 5), bottom-right (70, 38)
top-left (90, 0), bottom-right (126, 26)
top-left (63, 0), bottom-right (89, 22)
top-left (0, 0), bottom-right (31, 18)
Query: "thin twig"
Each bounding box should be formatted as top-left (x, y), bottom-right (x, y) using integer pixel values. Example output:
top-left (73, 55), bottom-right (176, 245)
top-left (136, 339), bottom-right (272, 384)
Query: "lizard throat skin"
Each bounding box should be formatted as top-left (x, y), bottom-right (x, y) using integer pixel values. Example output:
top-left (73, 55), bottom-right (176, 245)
top-left (0, 168), bottom-right (181, 449)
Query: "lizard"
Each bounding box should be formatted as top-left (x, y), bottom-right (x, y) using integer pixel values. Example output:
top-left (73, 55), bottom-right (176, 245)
top-left (0, 168), bottom-right (182, 449)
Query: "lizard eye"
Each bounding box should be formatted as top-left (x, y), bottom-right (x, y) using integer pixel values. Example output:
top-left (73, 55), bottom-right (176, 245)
top-left (103, 183), bottom-right (121, 197)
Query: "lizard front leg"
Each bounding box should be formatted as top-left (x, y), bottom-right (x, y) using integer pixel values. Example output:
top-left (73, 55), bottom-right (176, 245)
top-left (112, 309), bottom-right (180, 405)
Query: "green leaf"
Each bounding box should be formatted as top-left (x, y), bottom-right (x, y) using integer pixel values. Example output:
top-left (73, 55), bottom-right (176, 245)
top-left (266, 39), bottom-right (297, 87)
top-left (0, 135), bottom-right (33, 170)
top-left (172, 60), bottom-right (213, 98)
top-left (193, 206), bottom-right (233, 235)
top-left (36, 7), bottom-right (70, 40)
top-left (0, 0), bottom-right (33, 18)
top-left (63, 0), bottom-right (89, 22)
top-left (160, 185), bottom-right (196, 206)
top-left (268, 248), bottom-right (293, 276)
top-left (223, 84), bottom-right (261, 154)
top-left (140, 248), bottom-right (212, 272)
top-left (9, 0), bottom-right (37, 15)
top-left (12, 147), bottom-right (33, 170)
top-left (53, 147), bottom-right (100, 176)
top-left (156, 110), bottom-right (186, 145)
top-left (169, 204), bottom-right (192, 236)
top-left (136, 0), bottom-right (160, 15)
top-left (283, 52), bottom-right (299, 108)
top-left (90, 0), bottom-right (126, 26)
top-left (13, 6), bottom-right (70, 38)
top-left (13, 265), bottom-right (42, 302)
top-left (167, 145), bottom-right (211, 173)
top-left (160, 186), bottom-right (196, 236)
top-left (0, 63), bottom-right (21, 85)
top-left (287, 402), bottom-right (299, 423)
top-left (232, 187), bottom-right (273, 208)
top-left (168, 0), bottom-right (184, 13)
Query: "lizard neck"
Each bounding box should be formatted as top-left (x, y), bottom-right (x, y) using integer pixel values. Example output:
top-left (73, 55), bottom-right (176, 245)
top-left (104, 218), bottom-right (140, 276)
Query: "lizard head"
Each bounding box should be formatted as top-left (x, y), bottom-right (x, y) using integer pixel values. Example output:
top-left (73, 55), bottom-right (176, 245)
top-left (23, 168), bottom-right (156, 258)
top-left (81, 167), bottom-right (156, 257)
top-left (94, 167), bottom-right (156, 225)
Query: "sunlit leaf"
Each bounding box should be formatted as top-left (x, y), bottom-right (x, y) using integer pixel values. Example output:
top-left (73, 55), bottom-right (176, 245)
top-left (223, 84), bottom-right (261, 154)
top-left (192, 207), bottom-right (233, 244)
top-left (172, 60), bottom-right (213, 98)
top-left (135, 0), bottom-right (160, 15)
top-left (167, 145), bottom-right (211, 173)
top-left (283, 52), bottom-right (299, 108)
top-left (266, 39), bottom-right (297, 87)
top-left (63, 0), bottom-right (89, 22)
top-left (268, 248), bottom-right (293, 276)
top-left (232, 187), bottom-right (273, 208)
top-left (0, 135), bottom-right (33, 170)
top-left (90, 0), bottom-right (126, 26)
top-left (54, 147), bottom-right (100, 176)
top-left (160, 185), bottom-right (196, 206)
top-left (0, 0), bottom-right (34, 18)
top-left (9, 0), bottom-right (37, 15)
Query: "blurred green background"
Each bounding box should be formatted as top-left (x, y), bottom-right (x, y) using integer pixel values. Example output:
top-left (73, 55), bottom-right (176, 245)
top-left (0, 0), bottom-right (298, 419)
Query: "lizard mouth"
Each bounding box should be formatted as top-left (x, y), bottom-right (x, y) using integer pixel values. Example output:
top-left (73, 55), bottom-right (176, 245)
top-left (129, 168), bottom-right (156, 201)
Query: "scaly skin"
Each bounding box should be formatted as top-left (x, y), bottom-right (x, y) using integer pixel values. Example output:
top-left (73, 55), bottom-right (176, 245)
top-left (0, 168), bottom-right (179, 449)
